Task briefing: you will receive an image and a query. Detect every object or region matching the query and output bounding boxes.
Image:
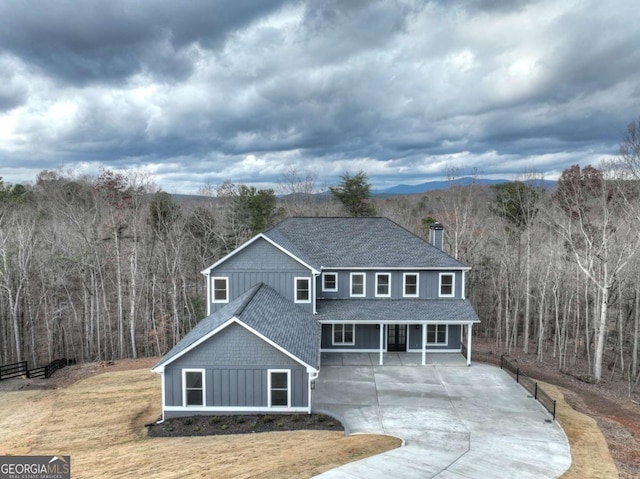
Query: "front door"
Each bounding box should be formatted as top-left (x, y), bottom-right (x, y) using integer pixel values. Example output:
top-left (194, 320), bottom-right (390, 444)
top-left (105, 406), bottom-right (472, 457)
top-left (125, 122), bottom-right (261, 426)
top-left (387, 324), bottom-right (407, 352)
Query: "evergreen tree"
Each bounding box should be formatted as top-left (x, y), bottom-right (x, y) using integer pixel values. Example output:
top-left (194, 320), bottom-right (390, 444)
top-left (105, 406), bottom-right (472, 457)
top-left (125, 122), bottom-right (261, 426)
top-left (329, 171), bottom-right (376, 217)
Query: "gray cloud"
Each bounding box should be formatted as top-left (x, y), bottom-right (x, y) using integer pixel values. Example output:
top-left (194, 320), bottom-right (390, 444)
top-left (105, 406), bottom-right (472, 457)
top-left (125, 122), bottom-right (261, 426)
top-left (0, 0), bottom-right (639, 192)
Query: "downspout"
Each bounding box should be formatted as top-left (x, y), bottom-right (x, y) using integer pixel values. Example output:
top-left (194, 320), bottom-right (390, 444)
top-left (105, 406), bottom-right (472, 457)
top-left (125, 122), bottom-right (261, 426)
top-left (312, 273), bottom-right (319, 314)
top-left (153, 369), bottom-right (166, 424)
top-left (309, 369), bottom-right (320, 414)
top-left (204, 271), bottom-right (211, 316)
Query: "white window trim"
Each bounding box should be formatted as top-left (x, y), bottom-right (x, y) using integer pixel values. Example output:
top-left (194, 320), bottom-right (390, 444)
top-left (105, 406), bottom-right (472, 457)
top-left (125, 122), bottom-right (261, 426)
top-left (439, 272), bottom-right (455, 298)
top-left (426, 324), bottom-right (448, 345)
top-left (212, 277), bottom-right (229, 304)
top-left (403, 273), bottom-right (419, 298)
top-left (182, 368), bottom-right (206, 407)
top-left (268, 369), bottom-right (291, 408)
top-left (294, 277), bottom-right (311, 303)
top-left (350, 272), bottom-right (366, 298)
top-left (332, 323), bottom-right (355, 346)
top-left (375, 273), bottom-right (391, 298)
top-left (322, 272), bottom-right (338, 292)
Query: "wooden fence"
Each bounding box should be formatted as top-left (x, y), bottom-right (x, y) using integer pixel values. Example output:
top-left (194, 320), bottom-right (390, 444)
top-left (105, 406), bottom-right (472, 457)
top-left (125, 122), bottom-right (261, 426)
top-left (27, 358), bottom-right (72, 379)
top-left (0, 358), bottom-right (72, 381)
top-left (0, 361), bottom-right (28, 380)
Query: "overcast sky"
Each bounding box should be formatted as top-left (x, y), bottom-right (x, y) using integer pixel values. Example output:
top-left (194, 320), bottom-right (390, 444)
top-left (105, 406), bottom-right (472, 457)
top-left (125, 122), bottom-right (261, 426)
top-left (1, 0), bottom-right (639, 193)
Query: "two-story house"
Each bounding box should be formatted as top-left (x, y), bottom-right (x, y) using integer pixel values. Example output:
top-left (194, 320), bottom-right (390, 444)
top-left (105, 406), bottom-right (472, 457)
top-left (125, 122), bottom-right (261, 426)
top-left (151, 217), bottom-right (480, 419)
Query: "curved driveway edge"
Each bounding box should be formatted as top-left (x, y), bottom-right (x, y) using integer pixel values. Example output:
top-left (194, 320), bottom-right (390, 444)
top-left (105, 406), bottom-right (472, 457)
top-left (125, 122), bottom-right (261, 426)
top-left (311, 362), bottom-right (571, 479)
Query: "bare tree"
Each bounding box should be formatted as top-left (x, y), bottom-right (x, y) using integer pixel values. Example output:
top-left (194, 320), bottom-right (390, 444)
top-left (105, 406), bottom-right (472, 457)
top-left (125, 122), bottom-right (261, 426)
top-left (553, 164), bottom-right (639, 382)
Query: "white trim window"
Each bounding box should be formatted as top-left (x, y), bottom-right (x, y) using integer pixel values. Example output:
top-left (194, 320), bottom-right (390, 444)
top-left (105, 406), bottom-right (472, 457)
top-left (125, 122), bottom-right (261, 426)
top-left (427, 324), bottom-right (447, 345)
top-left (268, 369), bottom-right (291, 407)
top-left (332, 324), bottom-right (355, 345)
top-left (439, 273), bottom-right (455, 298)
top-left (350, 273), bottom-right (366, 297)
top-left (212, 277), bottom-right (229, 303)
top-left (322, 272), bottom-right (338, 292)
top-left (375, 273), bottom-right (391, 297)
top-left (182, 369), bottom-right (205, 407)
top-left (403, 273), bottom-right (419, 297)
top-left (294, 277), bottom-right (311, 303)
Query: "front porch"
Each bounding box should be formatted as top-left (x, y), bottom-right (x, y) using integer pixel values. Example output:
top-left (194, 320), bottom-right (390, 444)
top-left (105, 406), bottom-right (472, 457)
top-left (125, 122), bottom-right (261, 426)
top-left (320, 351), bottom-right (467, 367)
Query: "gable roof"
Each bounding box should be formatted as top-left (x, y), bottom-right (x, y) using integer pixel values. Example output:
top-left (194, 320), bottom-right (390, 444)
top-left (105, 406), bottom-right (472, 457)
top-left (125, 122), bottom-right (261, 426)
top-left (200, 234), bottom-right (319, 276)
top-left (152, 283), bottom-right (320, 372)
top-left (263, 217), bottom-right (467, 269)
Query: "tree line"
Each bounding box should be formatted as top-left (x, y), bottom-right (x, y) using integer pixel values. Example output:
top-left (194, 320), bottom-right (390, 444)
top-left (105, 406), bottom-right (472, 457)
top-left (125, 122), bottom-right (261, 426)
top-left (1, 119), bottom-right (640, 391)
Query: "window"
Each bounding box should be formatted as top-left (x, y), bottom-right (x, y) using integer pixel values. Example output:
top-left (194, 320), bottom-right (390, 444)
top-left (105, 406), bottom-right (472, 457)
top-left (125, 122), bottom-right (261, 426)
top-left (268, 370), bottom-right (290, 407)
top-left (403, 273), bottom-right (419, 297)
top-left (427, 324), bottom-right (447, 345)
top-left (375, 273), bottom-right (391, 297)
top-left (183, 369), bottom-right (205, 407)
top-left (350, 273), bottom-right (366, 297)
top-left (322, 272), bottom-right (338, 292)
top-left (439, 273), bottom-right (455, 297)
top-left (332, 324), bottom-right (355, 345)
top-left (212, 277), bottom-right (229, 303)
top-left (294, 277), bottom-right (311, 303)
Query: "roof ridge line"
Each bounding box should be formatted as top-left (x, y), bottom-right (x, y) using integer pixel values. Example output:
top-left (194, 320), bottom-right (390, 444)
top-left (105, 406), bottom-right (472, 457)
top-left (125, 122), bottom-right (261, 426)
top-left (234, 283), bottom-right (264, 317)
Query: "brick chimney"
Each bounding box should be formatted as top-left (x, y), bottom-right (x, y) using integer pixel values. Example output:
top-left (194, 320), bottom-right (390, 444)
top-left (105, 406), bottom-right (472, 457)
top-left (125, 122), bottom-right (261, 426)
top-left (429, 222), bottom-right (444, 250)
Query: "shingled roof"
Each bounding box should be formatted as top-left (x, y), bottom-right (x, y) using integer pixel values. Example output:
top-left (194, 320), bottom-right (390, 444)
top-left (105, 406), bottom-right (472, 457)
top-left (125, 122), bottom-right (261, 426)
top-left (316, 298), bottom-right (480, 323)
top-left (153, 283), bottom-right (320, 371)
top-left (263, 217), bottom-right (466, 269)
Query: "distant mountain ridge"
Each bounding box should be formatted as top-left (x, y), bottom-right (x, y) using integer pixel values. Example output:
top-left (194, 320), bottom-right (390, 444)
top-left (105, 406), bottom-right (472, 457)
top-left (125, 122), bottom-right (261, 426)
top-left (371, 177), bottom-right (557, 196)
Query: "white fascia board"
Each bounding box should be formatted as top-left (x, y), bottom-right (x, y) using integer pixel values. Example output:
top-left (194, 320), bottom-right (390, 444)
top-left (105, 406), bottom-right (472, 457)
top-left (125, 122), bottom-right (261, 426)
top-left (323, 266), bottom-right (471, 271)
top-left (320, 348), bottom-right (387, 353)
top-left (200, 234), bottom-right (319, 276)
top-left (317, 319), bottom-right (480, 325)
top-left (152, 317), bottom-right (319, 374)
top-left (151, 317), bottom-right (238, 373)
top-left (236, 320), bottom-right (318, 373)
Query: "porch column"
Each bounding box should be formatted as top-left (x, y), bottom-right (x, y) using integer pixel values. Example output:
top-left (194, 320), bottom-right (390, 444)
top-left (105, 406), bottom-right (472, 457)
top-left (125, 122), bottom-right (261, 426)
top-left (466, 323), bottom-right (472, 366)
top-left (421, 323), bottom-right (427, 365)
top-left (379, 323), bottom-right (384, 365)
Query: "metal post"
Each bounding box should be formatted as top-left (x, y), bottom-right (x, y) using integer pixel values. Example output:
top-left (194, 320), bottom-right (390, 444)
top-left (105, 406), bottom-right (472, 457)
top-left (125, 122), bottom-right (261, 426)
top-left (421, 324), bottom-right (426, 365)
top-left (379, 323), bottom-right (384, 366)
top-left (466, 323), bottom-right (472, 366)
top-left (534, 382), bottom-right (538, 399)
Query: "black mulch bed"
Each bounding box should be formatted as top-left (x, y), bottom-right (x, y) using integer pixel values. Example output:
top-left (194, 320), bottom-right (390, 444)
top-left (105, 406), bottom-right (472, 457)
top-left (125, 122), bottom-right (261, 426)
top-left (147, 413), bottom-right (343, 437)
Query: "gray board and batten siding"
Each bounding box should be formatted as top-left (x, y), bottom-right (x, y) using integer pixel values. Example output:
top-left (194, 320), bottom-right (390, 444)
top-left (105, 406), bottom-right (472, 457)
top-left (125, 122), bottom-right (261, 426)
top-left (318, 270), bottom-right (464, 300)
top-left (163, 322), bottom-right (309, 417)
top-left (209, 237), bottom-right (313, 314)
top-left (320, 324), bottom-right (462, 351)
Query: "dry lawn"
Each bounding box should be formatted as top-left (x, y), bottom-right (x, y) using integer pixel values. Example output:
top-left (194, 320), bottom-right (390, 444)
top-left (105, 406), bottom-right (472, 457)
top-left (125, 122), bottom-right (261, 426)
top-left (539, 382), bottom-right (619, 479)
top-left (0, 369), bottom-right (400, 478)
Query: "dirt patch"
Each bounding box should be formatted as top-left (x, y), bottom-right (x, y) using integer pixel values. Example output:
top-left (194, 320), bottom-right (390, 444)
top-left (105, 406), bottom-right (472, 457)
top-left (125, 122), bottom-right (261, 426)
top-left (149, 413), bottom-right (342, 437)
top-left (474, 337), bottom-right (640, 478)
top-left (0, 360), bottom-right (400, 478)
top-left (539, 382), bottom-right (618, 479)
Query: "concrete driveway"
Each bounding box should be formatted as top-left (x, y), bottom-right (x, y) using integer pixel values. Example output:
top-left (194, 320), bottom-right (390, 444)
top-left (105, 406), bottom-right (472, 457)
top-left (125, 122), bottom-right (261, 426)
top-left (311, 354), bottom-right (571, 478)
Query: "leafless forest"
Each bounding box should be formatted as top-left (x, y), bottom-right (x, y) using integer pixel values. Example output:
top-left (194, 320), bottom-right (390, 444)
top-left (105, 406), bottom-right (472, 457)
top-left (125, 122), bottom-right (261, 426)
top-left (2, 121), bottom-right (640, 391)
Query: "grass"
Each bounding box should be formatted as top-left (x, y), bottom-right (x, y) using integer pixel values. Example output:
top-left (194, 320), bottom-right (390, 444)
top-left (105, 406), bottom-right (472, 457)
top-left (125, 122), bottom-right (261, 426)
top-left (0, 369), bottom-right (400, 478)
